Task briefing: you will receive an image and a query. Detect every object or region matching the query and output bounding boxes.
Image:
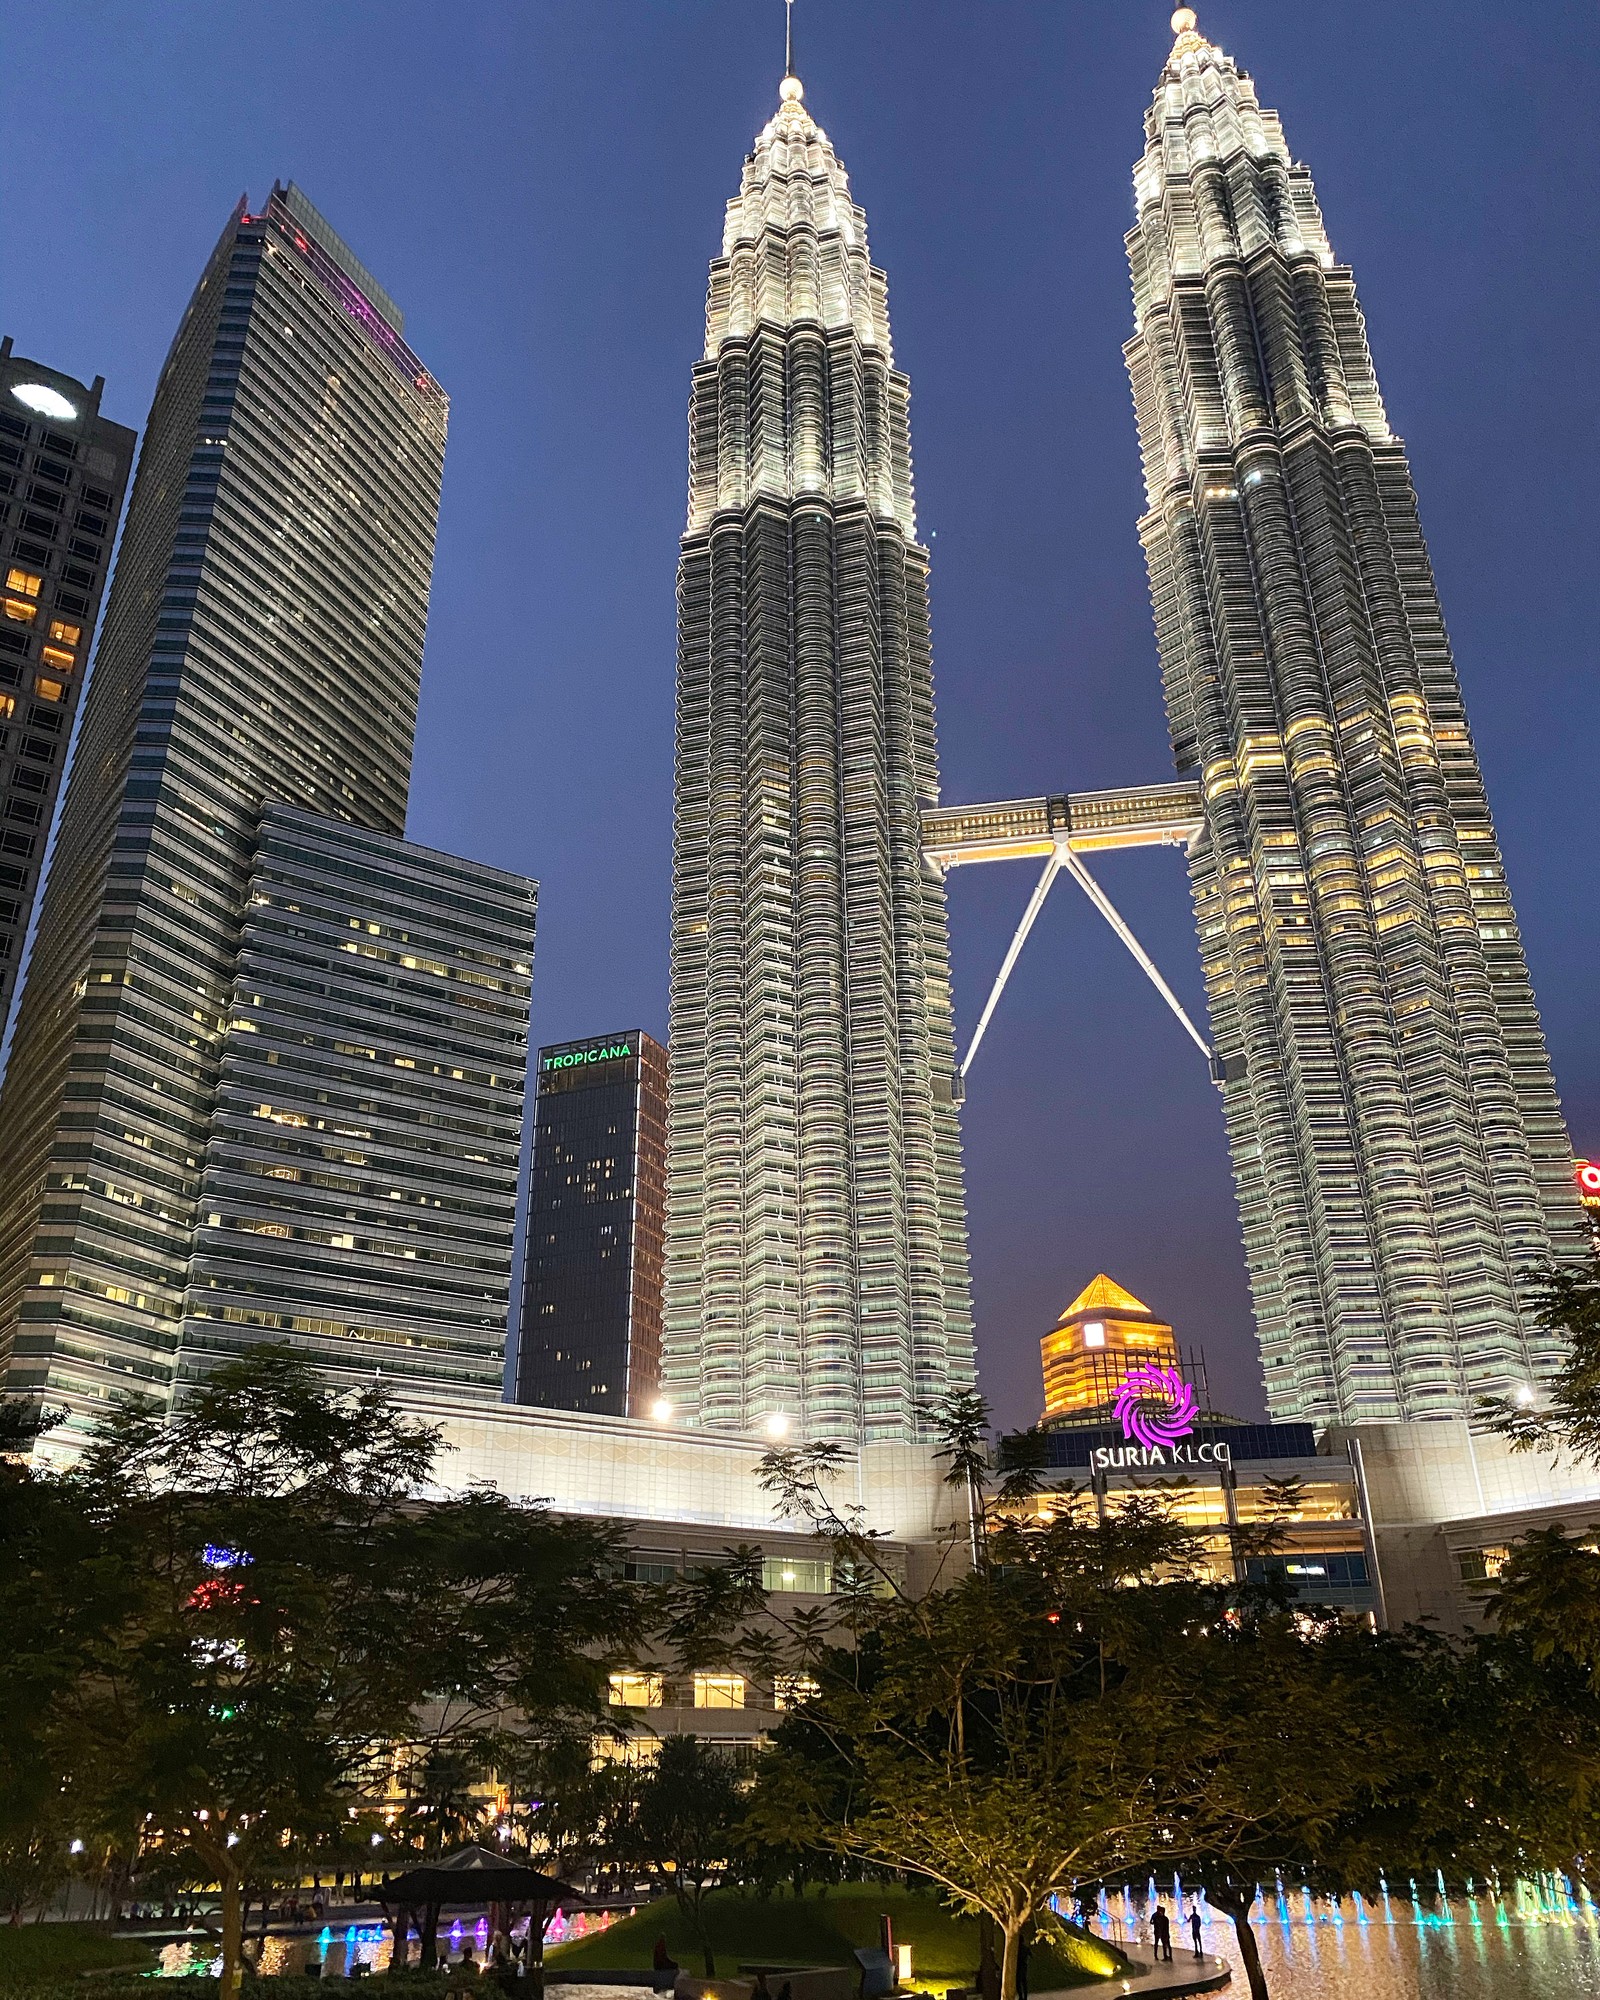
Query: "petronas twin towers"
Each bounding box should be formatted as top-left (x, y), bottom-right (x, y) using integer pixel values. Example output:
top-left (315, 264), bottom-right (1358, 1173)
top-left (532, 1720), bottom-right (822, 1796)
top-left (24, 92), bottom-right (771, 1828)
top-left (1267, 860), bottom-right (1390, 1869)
top-left (664, 17), bottom-right (1586, 1439)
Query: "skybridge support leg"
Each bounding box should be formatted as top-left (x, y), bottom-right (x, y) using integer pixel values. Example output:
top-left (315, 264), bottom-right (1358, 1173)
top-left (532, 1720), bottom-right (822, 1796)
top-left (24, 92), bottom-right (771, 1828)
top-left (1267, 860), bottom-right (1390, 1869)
top-left (1058, 846), bottom-right (1213, 1066)
top-left (959, 850), bottom-right (1064, 1077)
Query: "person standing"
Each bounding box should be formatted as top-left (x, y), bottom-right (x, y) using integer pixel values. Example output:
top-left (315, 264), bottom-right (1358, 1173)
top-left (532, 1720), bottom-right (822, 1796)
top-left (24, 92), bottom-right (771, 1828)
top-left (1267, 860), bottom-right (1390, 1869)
top-left (1189, 1908), bottom-right (1204, 1958)
top-left (1150, 1906), bottom-right (1172, 1963)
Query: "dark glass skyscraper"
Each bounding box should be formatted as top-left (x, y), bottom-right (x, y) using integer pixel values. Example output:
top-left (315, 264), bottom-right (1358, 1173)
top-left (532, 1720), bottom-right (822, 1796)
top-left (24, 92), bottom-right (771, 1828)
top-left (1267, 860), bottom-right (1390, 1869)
top-left (518, 1031), bottom-right (667, 1419)
top-left (1126, 11), bottom-right (1586, 1423)
top-left (0, 342), bottom-right (135, 1028)
top-left (664, 69), bottom-right (975, 1443)
top-left (0, 185), bottom-right (448, 1421)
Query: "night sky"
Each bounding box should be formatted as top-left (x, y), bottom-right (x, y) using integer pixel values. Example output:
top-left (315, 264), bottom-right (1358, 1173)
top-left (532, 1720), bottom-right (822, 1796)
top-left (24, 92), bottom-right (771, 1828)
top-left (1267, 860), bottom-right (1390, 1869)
top-left (3, 3), bottom-right (1595, 1433)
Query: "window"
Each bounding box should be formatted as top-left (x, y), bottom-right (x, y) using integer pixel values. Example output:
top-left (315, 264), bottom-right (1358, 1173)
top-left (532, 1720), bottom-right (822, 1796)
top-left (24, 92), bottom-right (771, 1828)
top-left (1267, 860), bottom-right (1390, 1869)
top-left (762, 1556), bottom-right (832, 1594)
top-left (5, 569), bottom-right (42, 599)
top-left (47, 620), bottom-right (80, 646)
top-left (2, 599), bottom-right (36, 625)
top-left (33, 677), bottom-right (65, 702)
top-left (774, 1675), bottom-right (820, 1711)
top-left (692, 1674), bottom-right (745, 1710)
top-left (0, 695), bottom-right (14, 720)
top-left (40, 646), bottom-right (75, 672)
top-left (608, 1672), bottom-right (665, 1709)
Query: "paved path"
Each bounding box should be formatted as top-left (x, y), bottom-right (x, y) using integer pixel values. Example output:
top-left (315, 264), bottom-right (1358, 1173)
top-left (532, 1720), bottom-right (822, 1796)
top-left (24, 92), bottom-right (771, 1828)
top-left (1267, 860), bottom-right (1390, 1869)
top-left (1038, 1952), bottom-right (1230, 2000)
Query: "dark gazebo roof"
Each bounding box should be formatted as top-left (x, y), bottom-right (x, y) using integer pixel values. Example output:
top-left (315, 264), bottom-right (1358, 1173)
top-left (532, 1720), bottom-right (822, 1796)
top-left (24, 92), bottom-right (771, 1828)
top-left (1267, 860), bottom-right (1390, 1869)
top-left (379, 1845), bottom-right (580, 1908)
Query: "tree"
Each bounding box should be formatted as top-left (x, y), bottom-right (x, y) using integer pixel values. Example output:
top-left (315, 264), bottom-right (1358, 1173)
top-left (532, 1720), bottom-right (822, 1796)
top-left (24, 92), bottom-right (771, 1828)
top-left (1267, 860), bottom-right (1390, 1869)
top-left (630, 1736), bottom-right (745, 1975)
top-left (9, 1349), bottom-right (643, 1997)
top-left (1479, 1250), bottom-right (1600, 1458)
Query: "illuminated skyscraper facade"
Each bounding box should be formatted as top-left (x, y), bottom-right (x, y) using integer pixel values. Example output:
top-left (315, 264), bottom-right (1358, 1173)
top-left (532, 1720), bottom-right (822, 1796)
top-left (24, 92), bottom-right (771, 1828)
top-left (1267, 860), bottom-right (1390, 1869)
top-left (0, 342), bottom-right (135, 1028)
top-left (1126, 12), bottom-right (1586, 1423)
top-left (0, 184), bottom-right (448, 1422)
top-left (665, 71), bottom-right (974, 1442)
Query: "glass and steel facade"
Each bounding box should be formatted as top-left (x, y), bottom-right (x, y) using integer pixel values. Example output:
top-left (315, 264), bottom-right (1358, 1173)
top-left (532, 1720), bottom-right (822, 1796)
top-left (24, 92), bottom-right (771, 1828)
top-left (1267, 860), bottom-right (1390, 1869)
top-left (180, 806), bottom-right (535, 1398)
top-left (1125, 17), bottom-right (1586, 1424)
top-left (517, 1030), bottom-right (667, 1418)
top-left (0, 184), bottom-right (448, 1424)
top-left (665, 74), bottom-right (975, 1443)
top-left (0, 342), bottom-right (135, 1030)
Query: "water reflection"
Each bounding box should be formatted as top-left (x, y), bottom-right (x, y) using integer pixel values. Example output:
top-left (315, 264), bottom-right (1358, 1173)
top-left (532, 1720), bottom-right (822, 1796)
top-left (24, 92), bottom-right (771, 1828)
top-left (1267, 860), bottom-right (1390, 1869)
top-left (1096, 1885), bottom-right (1600, 2000)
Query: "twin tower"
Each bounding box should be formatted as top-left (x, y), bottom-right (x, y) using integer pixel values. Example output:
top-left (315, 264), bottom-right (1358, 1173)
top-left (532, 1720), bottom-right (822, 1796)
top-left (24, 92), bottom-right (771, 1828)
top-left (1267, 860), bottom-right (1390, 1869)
top-left (0, 19), bottom-right (1583, 1445)
top-left (662, 15), bottom-right (1587, 1440)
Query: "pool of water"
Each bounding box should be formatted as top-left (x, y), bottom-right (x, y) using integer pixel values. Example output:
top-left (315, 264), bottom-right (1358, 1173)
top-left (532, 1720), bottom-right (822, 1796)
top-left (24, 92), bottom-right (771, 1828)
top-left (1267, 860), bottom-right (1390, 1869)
top-left (1098, 1885), bottom-right (1600, 2000)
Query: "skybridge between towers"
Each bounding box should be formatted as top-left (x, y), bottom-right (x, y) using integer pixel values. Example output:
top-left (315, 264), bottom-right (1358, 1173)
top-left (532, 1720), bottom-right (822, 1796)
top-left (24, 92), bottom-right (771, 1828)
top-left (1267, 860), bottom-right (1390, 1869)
top-left (921, 779), bottom-right (1238, 1085)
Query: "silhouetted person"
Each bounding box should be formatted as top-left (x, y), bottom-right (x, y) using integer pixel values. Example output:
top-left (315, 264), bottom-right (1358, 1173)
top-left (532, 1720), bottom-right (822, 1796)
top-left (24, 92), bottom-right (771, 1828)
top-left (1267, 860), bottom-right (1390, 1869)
top-left (1190, 1909), bottom-right (1203, 1957)
top-left (1151, 1906), bottom-right (1172, 1963)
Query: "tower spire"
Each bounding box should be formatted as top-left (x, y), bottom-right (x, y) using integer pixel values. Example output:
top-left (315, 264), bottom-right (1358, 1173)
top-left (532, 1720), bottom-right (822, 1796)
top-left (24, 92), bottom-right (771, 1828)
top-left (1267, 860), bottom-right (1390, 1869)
top-left (784, 0), bottom-right (794, 77)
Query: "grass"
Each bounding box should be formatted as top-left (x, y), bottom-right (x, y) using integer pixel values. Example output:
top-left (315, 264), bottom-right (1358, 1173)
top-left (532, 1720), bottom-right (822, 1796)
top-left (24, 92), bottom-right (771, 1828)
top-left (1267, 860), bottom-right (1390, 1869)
top-left (546, 1886), bottom-right (1125, 1989)
top-left (0, 1926), bottom-right (157, 1982)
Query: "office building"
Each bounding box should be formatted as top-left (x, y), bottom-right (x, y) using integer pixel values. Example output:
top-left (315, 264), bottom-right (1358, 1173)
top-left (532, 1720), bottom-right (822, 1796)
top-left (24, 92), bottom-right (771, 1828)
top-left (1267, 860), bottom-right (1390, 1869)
top-left (181, 806), bottom-right (535, 1398)
top-left (0, 342), bottom-right (135, 1026)
top-left (0, 183), bottom-right (448, 1422)
top-left (1039, 1273), bottom-right (1182, 1425)
top-left (664, 64), bottom-right (975, 1443)
top-left (1125, 12), bottom-right (1586, 1424)
top-left (517, 1030), bottom-right (667, 1418)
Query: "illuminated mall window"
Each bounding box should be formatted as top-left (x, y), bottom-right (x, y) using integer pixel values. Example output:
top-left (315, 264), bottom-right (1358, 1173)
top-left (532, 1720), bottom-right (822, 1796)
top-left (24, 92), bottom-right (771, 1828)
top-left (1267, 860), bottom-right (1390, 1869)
top-left (692, 1674), bottom-right (745, 1710)
top-left (761, 1555), bottom-right (832, 1594)
top-left (1455, 1546), bottom-right (1509, 1586)
top-left (40, 646), bottom-right (75, 672)
top-left (607, 1672), bottom-right (665, 1709)
top-left (47, 620), bottom-right (81, 646)
top-left (33, 676), bottom-right (65, 702)
top-left (4, 569), bottom-right (42, 599)
top-left (3, 597), bottom-right (37, 625)
top-left (774, 1674), bottom-right (820, 1711)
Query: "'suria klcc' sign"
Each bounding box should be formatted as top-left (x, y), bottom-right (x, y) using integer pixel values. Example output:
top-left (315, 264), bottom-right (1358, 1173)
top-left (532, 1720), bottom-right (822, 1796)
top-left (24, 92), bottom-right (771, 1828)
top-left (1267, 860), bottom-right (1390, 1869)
top-left (1092, 1439), bottom-right (1232, 1472)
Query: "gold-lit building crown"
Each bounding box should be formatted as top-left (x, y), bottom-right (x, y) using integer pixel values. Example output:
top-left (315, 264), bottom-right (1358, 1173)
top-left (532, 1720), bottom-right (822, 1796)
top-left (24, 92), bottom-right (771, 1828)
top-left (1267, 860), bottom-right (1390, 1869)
top-left (1040, 1273), bottom-right (1180, 1423)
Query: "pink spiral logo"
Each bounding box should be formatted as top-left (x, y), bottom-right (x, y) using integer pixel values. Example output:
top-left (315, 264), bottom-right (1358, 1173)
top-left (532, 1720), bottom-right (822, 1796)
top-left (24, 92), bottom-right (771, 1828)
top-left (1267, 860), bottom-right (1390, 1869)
top-left (1113, 1363), bottom-right (1198, 1448)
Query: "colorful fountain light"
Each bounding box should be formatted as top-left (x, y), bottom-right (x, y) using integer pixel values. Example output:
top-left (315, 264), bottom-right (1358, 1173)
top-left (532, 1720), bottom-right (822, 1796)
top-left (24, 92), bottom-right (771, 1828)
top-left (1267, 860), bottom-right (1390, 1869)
top-left (1112, 1364), bottom-right (1198, 1449)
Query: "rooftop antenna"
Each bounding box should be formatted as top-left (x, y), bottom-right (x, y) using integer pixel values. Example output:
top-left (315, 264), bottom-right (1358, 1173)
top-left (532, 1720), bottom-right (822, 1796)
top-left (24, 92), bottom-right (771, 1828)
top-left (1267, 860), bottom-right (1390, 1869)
top-left (785, 0), bottom-right (794, 77)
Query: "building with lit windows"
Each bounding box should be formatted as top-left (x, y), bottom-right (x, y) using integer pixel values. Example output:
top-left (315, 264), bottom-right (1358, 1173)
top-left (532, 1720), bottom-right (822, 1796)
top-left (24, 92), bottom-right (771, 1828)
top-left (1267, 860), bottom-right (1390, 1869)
top-left (0, 341), bottom-right (134, 1030)
top-left (181, 806), bottom-right (535, 1398)
top-left (0, 183), bottom-right (454, 1427)
top-left (1125, 12), bottom-right (1586, 1425)
top-left (664, 63), bottom-right (974, 1444)
top-left (516, 1030), bottom-right (667, 1418)
top-left (1039, 1273), bottom-right (1184, 1424)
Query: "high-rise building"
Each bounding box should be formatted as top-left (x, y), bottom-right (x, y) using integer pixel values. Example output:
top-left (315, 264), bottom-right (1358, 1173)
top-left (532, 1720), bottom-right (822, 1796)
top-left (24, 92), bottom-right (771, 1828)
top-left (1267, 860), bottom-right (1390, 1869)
top-left (664, 67), bottom-right (975, 1443)
top-left (1125, 11), bottom-right (1586, 1424)
top-left (0, 184), bottom-right (448, 1421)
top-left (517, 1031), bottom-right (667, 1419)
top-left (0, 342), bottom-right (135, 1027)
top-left (182, 806), bottom-right (536, 1398)
top-left (1039, 1274), bottom-right (1182, 1426)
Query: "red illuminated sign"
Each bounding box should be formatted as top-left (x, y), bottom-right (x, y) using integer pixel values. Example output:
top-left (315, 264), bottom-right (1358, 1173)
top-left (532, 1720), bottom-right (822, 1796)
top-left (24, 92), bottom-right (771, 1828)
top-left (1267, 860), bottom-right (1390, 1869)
top-left (1576, 1161), bottom-right (1600, 1208)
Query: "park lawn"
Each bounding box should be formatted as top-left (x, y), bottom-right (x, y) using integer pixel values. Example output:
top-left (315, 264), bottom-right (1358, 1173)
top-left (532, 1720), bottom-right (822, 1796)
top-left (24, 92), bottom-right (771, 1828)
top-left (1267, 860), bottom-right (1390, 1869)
top-left (547, 1885), bottom-right (1123, 1989)
top-left (0, 1924), bottom-right (157, 1980)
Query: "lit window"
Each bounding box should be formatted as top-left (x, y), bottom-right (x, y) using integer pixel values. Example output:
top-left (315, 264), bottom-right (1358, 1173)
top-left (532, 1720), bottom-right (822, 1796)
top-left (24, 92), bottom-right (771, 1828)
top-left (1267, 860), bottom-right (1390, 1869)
top-left (4, 569), bottom-right (42, 599)
top-left (3, 598), bottom-right (37, 624)
top-left (774, 1675), bottom-right (820, 1711)
top-left (0, 695), bottom-right (14, 719)
top-left (33, 676), bottom-right (65, 702)
top-left (761, 1556), bottom-right (832, 1594)
top-left (48, 620), bottom-right (81, 646)
top-left (692, 1674), bottom-right (745, 1710)
top-left (1083, 1322), bottom-right (1106, 1348)
top-left (608, 1672), bottom-right (665, 1709)
top-left (40, 646), bottom-right (75, 671)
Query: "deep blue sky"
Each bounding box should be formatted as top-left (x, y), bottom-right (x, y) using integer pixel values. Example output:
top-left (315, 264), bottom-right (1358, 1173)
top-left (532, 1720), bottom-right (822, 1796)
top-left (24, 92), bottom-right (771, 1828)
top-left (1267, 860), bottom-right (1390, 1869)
top-left (2, 2), bottom-right (1595, 1431)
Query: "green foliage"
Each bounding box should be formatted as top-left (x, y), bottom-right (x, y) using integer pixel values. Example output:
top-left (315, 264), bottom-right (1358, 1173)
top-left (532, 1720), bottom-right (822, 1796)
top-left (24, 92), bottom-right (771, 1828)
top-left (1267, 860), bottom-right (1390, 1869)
top-left (0, 1924), bottom-right (156, 1981)
top-left (547, 1884), bottom-right (1118, 1987)
top-left (629, 1737), bottom-right (746, 1974)
top-left (1479, 1251), bottom-right (1600, 1457)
